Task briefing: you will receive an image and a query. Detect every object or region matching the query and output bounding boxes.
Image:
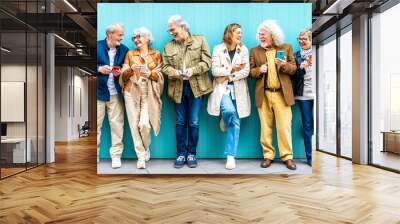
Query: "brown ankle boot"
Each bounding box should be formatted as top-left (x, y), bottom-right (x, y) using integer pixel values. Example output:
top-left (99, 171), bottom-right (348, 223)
top-left (260, 158), bottom-right (272, 168)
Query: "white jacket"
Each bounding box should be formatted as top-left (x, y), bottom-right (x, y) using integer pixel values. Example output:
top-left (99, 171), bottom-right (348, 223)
top-left (207, 43), bottom-right (251, 118)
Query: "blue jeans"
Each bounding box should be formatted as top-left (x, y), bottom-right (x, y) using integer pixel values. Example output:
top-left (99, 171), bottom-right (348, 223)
top-left (220, 94), bottom-right (240, 157)
top-left (175, 82), bottom-right (202, 157)
top-left (296, 99), bottom-right (314, 162)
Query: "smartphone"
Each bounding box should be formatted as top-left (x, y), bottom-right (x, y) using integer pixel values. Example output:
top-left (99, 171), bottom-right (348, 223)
top-left (112, 66), bottom-right (121, 72)
top-left (238, 59), bottom-right (246, 65)
top-left (112, 66), bottom-right (121, 77)
top-left (140, 64), bottom-right (147, 73)
top-left (276, 50), bottom-right (285, 60)
top-left (180, 69), bottom-right (188, 77)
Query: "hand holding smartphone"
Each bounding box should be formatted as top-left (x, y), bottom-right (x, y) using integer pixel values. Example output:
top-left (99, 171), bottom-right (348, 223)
top-left (307, 55), bottom-right (312, 66)
top-left (232, 60), bottom-right (246, 73)
top-left (112, 66), bottom-right (121, 77)
top-left (139, 64), bottom-right (147, 73)
top-left (276, 50), bottom-right (285, 61)
top-left (179, 68), bottom-right (188, 77)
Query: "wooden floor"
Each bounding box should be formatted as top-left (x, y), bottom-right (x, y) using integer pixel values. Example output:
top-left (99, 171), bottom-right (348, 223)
top-left (0, 136), bottom-right (400, 224)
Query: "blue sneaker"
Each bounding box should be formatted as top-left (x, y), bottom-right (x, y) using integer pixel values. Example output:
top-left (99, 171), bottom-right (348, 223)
top-left (187, 154), bottom-right (198, 168)
top-left (174, 156), bottom-right (186, 168)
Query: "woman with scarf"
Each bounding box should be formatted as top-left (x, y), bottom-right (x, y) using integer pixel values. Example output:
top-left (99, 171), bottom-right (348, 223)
top-left (292, 29), bottom-right (313, 166)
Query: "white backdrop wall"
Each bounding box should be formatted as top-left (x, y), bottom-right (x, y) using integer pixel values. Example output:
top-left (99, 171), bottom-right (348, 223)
top-left (54, 67), bottom-right (89, 141)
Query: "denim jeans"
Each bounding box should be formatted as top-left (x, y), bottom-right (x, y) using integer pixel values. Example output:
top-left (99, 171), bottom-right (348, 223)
top-left (220, 93), bottom-right (240, 157)
top-left (175, 82), bottom-right (202, 157)
top-left (296, 99), bottom-right (314, 162)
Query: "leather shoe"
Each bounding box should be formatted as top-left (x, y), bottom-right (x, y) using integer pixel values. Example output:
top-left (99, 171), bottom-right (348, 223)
top-left (284, 159), bottom-right (297, 170)
top-left (260, 158), bottom-right (272, 168)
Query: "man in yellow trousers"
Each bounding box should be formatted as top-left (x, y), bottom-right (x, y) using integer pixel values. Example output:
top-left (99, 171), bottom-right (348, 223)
top-left (250, 20), bottom-right (297, 170)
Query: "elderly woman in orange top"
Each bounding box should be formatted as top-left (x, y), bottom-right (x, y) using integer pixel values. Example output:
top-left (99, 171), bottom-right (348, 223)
top-left (120, 27), bottom-right (164, 169)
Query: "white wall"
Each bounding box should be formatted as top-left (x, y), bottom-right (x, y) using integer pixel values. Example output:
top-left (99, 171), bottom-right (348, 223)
top-left (54, 66), bottom-right (68, 141)
top-left (1, 65), bottom-right (38, 138)
top-left (71, 71), bottom-right (89, 139)
top-left (54, 67), bottom-right (89, 141)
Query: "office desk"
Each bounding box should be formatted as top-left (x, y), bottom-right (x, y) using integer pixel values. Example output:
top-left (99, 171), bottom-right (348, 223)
top-left (1, 138), bottom-right (32, 163)
top-left (382, 131), bottom-right (400, 154)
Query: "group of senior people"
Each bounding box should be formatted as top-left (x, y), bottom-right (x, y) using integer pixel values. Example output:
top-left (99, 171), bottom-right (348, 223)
top-left (97, 15), bottom-right (314, 170)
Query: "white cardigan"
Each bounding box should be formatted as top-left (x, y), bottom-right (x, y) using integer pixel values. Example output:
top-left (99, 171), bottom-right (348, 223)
top-left (207, 43), bottom-right (251, 118)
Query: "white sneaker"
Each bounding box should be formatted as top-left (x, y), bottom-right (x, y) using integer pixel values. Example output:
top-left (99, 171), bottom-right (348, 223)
top-left (137, 158), bottom-right (146, 169)
top-left (145, 149), bottom-right (150, 162)
top-left (225, 155), bottom-right (236, 170)
top-left (111, 157), bottom-right (122, 169)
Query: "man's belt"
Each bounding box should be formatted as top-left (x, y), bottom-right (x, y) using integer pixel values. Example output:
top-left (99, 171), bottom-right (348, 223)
top-left (265, 87), bottom-right (281, 92)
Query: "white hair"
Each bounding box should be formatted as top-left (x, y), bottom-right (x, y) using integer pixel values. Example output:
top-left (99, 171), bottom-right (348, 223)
top-left (298, 28), bottom-right (312, 41)
top-left (105, 23), bottom-right (124, 35)
top-left (133, 27), bottom-right (154, 46)
top-left (168, 15), bottom-right (190, 31)
top-left (256, 20), bottom-right (284, 46)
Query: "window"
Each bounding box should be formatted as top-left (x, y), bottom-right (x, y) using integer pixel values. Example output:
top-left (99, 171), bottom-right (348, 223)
top-left (317, 35), bottom-right (337, 154)
top-left (339, 27), bottom-right (352, 158)
top-left (370, 3), bottom-right (400, 171)
top-left (0, 0), bottom-right (47, 179)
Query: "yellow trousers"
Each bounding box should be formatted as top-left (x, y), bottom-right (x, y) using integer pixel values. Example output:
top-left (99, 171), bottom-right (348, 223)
top-left (257, 91), bottom-right (293, 161)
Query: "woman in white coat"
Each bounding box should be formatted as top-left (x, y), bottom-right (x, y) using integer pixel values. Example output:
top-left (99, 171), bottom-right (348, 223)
top-left (207, 23), bottom-right (251, 169)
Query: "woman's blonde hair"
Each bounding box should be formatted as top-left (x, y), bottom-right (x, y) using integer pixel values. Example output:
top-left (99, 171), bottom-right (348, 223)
top-left (222, 23), bottom-right (242, 47)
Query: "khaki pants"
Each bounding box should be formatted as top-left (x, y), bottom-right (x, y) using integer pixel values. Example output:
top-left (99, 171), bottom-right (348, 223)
top-left (257, 91), bottom-right (293, 161)
top-left (97, 95), bottom-right (124, 159)
top-left (124, 80), bottom-right (151, 160)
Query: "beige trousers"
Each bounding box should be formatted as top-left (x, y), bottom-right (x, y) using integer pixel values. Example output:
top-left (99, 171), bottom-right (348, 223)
top-left (97, 95), bottom-right (124, 159)
top-left (124, 79), bottom-right (151, 160)
top-left (257, 91), bottom-right (293, 161)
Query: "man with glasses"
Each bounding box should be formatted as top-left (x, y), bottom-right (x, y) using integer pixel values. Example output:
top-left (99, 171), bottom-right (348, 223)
top-left (162, 15), bottom-right (213, 168)
top-left (250, 20), bottom-right (297, 170)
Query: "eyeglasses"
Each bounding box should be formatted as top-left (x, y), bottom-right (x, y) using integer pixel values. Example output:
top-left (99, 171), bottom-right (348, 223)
top-left (132, 35), bottom-right (141, 41)
top-left (167, 28), bottom-right (178, 34)
top-left (298, 37), bottom-right (309, 41)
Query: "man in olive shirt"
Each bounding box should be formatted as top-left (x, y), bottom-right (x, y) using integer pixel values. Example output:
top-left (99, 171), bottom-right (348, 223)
top-left (162, 15), bottom-right (213, 168)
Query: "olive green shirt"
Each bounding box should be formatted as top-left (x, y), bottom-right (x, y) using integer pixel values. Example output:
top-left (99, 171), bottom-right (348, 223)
top-left (162, 34), bottom-right (213, 103)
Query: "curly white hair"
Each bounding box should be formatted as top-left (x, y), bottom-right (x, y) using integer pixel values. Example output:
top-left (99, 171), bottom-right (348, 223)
top-left (256, 20), bottom-right (285, 46)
